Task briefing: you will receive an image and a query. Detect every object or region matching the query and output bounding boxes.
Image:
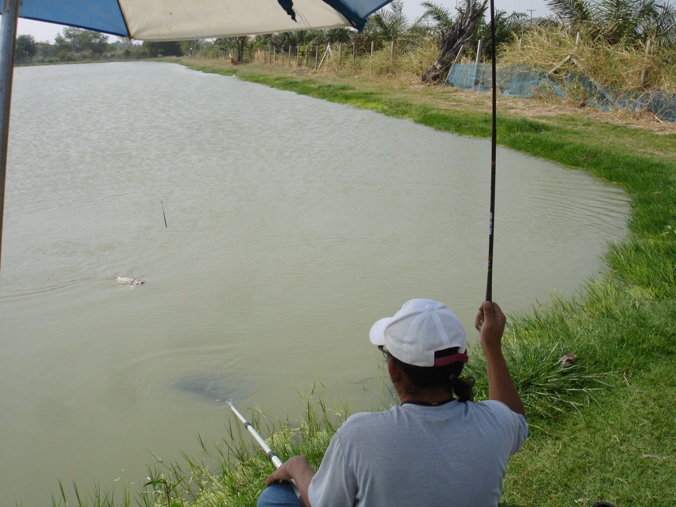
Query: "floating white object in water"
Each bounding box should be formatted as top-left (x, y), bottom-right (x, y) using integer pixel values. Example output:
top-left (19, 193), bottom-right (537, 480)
top-left (114, 276), bottom-right (145, 286)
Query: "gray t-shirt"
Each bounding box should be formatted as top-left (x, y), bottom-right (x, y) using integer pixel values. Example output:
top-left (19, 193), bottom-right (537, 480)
top-left (308, 400), bottom-right (527, 507)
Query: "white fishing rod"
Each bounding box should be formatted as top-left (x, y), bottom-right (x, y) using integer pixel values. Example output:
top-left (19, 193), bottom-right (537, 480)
top-left (227, 400), bottom-right (304, 503)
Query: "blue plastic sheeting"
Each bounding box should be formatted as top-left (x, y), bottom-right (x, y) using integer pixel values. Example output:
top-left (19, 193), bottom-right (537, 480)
top-left (446, 63), bottom-right (676, 122)
top-left (17, 0), bottom-right (392, 40)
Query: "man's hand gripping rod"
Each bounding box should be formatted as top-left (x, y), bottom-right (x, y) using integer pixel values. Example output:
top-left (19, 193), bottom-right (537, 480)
top-left (227, 400), bottom-right (303, 502)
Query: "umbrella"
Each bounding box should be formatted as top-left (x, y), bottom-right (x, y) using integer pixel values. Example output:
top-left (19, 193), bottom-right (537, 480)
top-left (0, 0), bottom-right (393, 269)
top-left (17, 0), bottom-right (391, 39)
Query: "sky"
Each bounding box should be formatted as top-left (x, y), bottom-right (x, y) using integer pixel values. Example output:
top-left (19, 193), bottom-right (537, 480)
top-left (16, 0), bottom-right (553, 43)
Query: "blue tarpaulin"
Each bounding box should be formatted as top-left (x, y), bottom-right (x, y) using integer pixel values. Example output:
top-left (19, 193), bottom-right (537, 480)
top-left (446, 63), bottom-right (676, 122)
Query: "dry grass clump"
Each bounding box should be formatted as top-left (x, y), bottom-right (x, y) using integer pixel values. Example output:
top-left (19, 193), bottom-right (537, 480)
top-left (251, 38), bottom-right (439, 88)
top-left (501, 26), bottom-right (676, 93)
top-left (319, 38), bottom-right (438, 82)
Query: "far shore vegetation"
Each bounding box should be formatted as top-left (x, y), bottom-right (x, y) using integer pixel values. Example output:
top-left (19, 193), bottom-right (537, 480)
top-left (16, 1), bottom-right (675, 506)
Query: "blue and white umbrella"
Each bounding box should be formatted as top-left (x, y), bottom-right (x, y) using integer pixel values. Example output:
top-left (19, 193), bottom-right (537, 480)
top-left (0, 0), bottom-right (393, 268)
top-left (17, 0), bottom-right (392, 39)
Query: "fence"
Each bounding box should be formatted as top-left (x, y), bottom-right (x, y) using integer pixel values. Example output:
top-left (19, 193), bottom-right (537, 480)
top-left (195, 40), bottom-right (404, 72)
top-left (446, 63), bottom-right (676, 122)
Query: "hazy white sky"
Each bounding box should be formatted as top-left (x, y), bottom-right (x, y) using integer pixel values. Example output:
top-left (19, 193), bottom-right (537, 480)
top-left (16, 0), bottom-right (553, 43)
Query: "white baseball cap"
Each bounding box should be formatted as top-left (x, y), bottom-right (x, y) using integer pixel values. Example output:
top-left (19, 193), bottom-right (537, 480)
top-left (369, 299), bottom-right (468, 367)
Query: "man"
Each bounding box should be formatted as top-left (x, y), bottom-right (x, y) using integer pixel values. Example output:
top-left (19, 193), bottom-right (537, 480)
top-left (258, 299), bottom-right (528, 507)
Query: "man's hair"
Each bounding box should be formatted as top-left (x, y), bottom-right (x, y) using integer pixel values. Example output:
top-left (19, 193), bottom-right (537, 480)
top-left (386, 347), bottom-right (475, 402)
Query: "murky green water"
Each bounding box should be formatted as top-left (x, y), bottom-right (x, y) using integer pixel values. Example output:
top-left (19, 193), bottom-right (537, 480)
top-left (0, 62), bottom-right (629, 505)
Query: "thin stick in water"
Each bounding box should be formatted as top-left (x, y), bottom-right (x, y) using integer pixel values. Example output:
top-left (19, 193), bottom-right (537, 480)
top-left (161, 200), bottom-right (168, 228)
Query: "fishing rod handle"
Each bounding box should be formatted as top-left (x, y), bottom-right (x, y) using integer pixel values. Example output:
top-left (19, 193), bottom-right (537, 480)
top-left (228, 401), bottom-right (303, 501)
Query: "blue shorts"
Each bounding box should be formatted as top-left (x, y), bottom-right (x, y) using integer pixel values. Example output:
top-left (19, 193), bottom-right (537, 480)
top-left (257, 483), bottom-right (304, 507)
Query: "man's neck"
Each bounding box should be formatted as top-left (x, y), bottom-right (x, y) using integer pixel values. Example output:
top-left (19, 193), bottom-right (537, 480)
top-left (398, 389), bottom-right (455, 406)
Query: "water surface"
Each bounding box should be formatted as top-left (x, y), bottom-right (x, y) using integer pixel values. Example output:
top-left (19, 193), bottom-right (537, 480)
top-left (0, 62), bottom-right (629, 505)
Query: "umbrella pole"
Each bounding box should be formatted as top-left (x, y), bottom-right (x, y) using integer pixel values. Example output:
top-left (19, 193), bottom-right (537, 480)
top-left (0, 0), bottom-right (20, 270)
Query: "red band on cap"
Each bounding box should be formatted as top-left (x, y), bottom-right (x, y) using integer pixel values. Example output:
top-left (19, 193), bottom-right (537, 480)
top-left (433, 353), bottom-right (468, 366)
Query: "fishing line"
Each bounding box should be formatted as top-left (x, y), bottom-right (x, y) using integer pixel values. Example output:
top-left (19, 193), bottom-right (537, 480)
top-left (485, 0), bottom-right (497, 302)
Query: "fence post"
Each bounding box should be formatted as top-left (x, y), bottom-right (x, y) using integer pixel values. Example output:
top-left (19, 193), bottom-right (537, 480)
top-left (371, 40), bottom-right (374, 57)
top-left (315, 45), bottom-right (319, 70)
top-left (390, 40), bottom-right (394, 71)
top-left (640, 38), bottom-right (652, 87)
top-left (474, 40), bottom-right (482, 90)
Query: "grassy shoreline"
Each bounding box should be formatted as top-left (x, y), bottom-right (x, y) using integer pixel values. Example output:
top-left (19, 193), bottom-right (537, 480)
top-left (59, 58), bottom-right (675, 506)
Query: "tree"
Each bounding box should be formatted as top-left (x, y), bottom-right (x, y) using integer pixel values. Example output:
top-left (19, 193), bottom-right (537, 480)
top-left (142, 41), bottom-right (183, 57)
top-left (546, 0), bottom-right (676, 46)
top-left (55, 27), bottom-right (109, 56)
top-left (546, 0), bottom-right (594, 26)
top-left (471, 10), bottom-right (529, 60)
top-left (369, 0), bottom-right (410, 42)
top-left (15, 34), bottom-right (37, 62)
top-left (421, 0), bottom-right (488, 83)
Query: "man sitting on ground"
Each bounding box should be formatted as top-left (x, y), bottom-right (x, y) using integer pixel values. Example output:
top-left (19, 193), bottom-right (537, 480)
top-left (258, 298), bottom-right (528, 507)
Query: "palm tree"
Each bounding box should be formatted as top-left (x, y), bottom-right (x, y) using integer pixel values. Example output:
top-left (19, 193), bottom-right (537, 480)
top-left (546, 0), bottom-right (676, 46)
top-left (368, 0), bottom-right (410, 42)
top-left (421, 0), bottom-right (488, 83)
top-left (546, 0), bottom-right (594, 26)
top-left (471, 10), bottom-right (529, 60)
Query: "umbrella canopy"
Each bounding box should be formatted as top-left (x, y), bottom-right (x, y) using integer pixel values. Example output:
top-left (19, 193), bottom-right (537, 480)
top-left (17, 0), bottom-right (392, 39)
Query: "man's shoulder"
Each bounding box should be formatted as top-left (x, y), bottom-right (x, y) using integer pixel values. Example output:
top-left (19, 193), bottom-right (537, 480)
top-left (474, 399), bottom-right (524, 418)
top-left (343, 407), bottom-right (396, 424)
top-left (472, 400), bottom-right (529, 439)
top-left (338, 407), bottom-right (398, 433)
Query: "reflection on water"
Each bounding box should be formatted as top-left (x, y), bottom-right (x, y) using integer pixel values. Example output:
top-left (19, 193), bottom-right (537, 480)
top-left (0, 62), bottom-right (629, 505)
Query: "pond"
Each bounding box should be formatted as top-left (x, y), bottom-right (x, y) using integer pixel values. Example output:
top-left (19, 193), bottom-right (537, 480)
top-left (0, 62), bottom-right (629, 505)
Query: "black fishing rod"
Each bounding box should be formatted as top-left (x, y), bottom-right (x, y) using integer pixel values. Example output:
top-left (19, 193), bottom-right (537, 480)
top-left (485, 0), bottom-right (497, 302)
top-left (227, 400), bottom-right (304, 502)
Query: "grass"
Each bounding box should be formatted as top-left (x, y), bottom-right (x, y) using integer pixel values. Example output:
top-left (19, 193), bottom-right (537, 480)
top-left (50, 57), bottom-right (676, 506)
top-left (501, 27), bottom-right (676, 94)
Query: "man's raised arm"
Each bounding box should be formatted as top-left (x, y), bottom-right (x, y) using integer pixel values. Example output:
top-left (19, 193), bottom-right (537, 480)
top-left (475, 301), bottom-right (525, 417)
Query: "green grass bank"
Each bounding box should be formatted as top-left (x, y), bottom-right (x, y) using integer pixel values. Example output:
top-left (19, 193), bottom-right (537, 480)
top-left (57, 58), bottom-right (675, 507)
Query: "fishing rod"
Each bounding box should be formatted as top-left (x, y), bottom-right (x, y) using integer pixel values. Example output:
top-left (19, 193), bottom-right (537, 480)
top-left (485, 0), bottom-right (497, 303)
top-left (227, 400), bottom-right (303, 502)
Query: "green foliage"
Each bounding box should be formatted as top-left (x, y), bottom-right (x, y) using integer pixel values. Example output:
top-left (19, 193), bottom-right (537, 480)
top-left (142, 41), bottom-right (183, 58)
top-left (54, 27), bottom-right (109, 58)
top-left (15, 34), bottom-right (37, 62)
top-left (368, 0), bottom-right (410, 41)
top-left (471, 10), bottom-right (530, 60)
top-left (15, 27), bottom-right (147, 64)
top-left (420, 1), bottom-right (456, 34)
top-left (546, 0), bottom-right (676, 46)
